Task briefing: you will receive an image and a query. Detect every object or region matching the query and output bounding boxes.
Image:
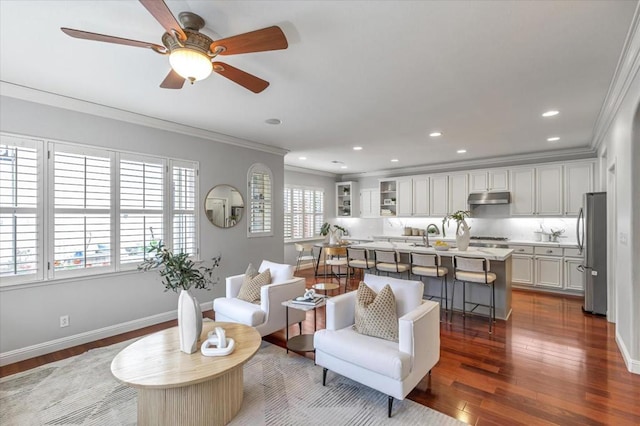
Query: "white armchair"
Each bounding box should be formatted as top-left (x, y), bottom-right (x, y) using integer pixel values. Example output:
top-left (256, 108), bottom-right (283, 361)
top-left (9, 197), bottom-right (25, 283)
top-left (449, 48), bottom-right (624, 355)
top-left (313, 273), bottom-right (440, 417)
top-left (213, 260), bottom-right (307, 337)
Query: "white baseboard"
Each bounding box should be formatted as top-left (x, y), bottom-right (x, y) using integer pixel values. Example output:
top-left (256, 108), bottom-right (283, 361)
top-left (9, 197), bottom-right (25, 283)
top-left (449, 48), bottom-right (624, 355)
top-left (616, 330), bottom-right (640, 375)
top-left (0, 301), bottom-right (214, 367)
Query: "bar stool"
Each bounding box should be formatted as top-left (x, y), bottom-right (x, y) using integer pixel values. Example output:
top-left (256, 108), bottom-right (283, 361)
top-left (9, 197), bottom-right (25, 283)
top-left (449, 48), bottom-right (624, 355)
top-left (410, 252), bottom-right (448, 321)
top-left (451, 256), bottom-right (497, 333)
top-left (324, 246), bottom-right (348, 292)
top-left (374, 250), bottom-right (410, 278)
top-left (346, 247), bottom-right (375, 290)
top-left (294, 243), bottom-right (317, 272)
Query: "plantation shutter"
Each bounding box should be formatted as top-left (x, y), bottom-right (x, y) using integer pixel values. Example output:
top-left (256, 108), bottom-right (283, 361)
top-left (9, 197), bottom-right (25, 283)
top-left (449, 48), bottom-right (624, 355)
top-left (314, 190), bottom-right (324, 236)
top-left (248, 164), bottom-right (273, 237)
top-left (119, 155), bottom-right (164, 265)
top-left (284, 188), bottom-right (292, 240)
top-left (0, 135), bottom-right (41, 281)
top-left (52, 144), bottom-right (112, 275)
top-left (171, 161), bottom-right (197, 256)
top-left (283, 185), bottom-right (325, 241)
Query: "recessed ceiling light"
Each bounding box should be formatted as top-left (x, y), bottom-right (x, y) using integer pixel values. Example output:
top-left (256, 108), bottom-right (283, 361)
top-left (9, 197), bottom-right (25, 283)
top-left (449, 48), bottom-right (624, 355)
top-left (353, 146), bottom-right (363, 151)
top-left (429, 132), bottom-right (443, 137)
top-left (457, 149), bottom-right (467, 154)
top-left (542, 110), bottom-right (559, 117)
top-left (299, 156), bottom-right (307, 160)
top-left (547, 137), bottom-right (560, 142)
top-left (340, 166), bottom-right (348, 169)
top-left (391, 159), bottom-right (399, 162)
top-left (265, 118), bottom-right (282, 125)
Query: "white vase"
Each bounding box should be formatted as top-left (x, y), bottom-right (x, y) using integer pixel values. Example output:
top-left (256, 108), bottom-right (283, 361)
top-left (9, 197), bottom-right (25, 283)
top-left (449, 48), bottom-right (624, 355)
top-left (329, 230), bottom-right (339, 245)
top-left (178, 289), bottom-right (202, 354)
top-left (456, 220), bottom-right (471, 251)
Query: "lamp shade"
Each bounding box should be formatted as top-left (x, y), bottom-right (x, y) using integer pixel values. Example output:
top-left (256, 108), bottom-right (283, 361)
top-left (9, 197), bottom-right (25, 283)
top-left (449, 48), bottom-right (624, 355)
top-left (169, 48), bottom-right (212, 82)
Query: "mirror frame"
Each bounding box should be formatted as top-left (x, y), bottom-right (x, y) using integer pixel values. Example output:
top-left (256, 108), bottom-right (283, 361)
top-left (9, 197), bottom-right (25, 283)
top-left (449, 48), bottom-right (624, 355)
top-left (204, 184), bottom-right (244, 228)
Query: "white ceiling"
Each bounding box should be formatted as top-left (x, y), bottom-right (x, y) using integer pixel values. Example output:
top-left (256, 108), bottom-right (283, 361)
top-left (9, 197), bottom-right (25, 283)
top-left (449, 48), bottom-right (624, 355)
top-left (0, 1), bottom-right (637, 175)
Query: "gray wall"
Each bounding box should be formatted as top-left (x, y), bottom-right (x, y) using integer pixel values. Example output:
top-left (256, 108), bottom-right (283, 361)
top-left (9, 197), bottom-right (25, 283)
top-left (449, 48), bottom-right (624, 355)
top-left (0, 96), bottom-right (285, 358)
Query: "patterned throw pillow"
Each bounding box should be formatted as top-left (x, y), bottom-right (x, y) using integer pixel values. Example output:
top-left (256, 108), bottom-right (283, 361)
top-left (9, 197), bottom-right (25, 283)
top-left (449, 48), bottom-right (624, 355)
top-left (353, 282), bottom-right (398, 342)
top-left (237, 268), bottom-right (271, 303)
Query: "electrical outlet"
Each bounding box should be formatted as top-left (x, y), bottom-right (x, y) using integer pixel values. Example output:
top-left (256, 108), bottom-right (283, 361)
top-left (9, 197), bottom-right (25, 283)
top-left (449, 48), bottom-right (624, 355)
top-left (59, 315), bottom-right (69, 328)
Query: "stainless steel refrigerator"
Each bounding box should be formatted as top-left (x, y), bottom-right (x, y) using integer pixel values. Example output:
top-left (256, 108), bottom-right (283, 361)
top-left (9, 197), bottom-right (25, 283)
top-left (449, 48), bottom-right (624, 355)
top-left (577, 192), bottom-right (607, 315)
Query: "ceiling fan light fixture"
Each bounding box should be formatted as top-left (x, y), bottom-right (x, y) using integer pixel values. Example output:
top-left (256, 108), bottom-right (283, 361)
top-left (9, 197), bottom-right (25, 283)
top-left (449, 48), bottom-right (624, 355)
top-left (169, 48), bottom-right (212, 82)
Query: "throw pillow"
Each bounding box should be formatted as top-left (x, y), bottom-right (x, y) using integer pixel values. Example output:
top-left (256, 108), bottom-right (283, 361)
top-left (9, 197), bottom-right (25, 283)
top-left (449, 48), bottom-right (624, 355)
top-left (245, 263), bottom-right (258, 278)
top-left (237, 268), bottom-right (271, 303)
top-left (353, 282), bottom-right (398, 342)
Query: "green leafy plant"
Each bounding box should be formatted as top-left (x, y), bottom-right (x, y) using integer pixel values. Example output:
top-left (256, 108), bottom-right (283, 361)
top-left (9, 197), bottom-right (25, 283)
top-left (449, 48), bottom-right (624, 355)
top-left (442, 210), bottom-right (471, 237)
top-left (320, 222), bottom-right (348, 236)
top-left (138, 242), bottom-right (221, 292)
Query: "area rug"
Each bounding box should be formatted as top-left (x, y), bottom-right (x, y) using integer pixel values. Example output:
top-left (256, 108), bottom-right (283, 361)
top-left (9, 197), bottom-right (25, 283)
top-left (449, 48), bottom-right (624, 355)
top-left (0, 339), bottom-right (465, 425)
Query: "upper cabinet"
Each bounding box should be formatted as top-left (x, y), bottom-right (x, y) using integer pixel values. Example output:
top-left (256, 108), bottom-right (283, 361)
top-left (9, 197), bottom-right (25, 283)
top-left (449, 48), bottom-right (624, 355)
top-left (564, 162), bottom-right (593, 215)
top-left (413, 175), bottom-right (430, 216)
top-left (469, 169), bottom-right (509, 193)
top-left (510, 167), bottom-right (536, 215)
top-left (429, 174), bottom-right (449, 216)
top-left (360, 188), bottom-right (377, 218)
top-left (396, 177), bottom-right (414, 217)
top-left (379, 179), bottom-right (397, 217)
top-left (448, 173), bottom-right (469, 213)
top-left (536, 165), bottom-right (563, 215)
top-left (336, 181), bottom-right (358, 217)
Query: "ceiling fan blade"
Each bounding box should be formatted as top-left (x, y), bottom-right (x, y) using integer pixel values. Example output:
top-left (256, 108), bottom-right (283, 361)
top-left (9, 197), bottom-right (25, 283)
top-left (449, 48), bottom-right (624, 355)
top-left (160, 69), bottom-right (185, 89)
top-left (211, 26), bottom-right (288, 55)
top-left (139, 0), bottom-right (187, 41)
top-left (61, 28), bottom-right (166, 51)
top-left (213, 62), bottom-right (269, 93)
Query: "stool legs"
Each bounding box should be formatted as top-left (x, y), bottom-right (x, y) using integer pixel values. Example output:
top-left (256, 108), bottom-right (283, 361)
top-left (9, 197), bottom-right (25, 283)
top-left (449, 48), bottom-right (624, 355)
top-left (453, 280), bottom-right (495, 334)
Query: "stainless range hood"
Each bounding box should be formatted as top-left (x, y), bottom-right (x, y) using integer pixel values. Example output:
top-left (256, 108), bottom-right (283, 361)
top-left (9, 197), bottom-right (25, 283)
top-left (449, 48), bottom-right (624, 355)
top-left (468, 191), bottom-right (511, 205)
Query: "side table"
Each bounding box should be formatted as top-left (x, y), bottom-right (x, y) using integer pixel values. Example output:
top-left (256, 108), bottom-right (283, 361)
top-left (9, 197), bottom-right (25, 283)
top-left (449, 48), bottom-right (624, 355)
top-left (281, 297), bottom-right (327, 354)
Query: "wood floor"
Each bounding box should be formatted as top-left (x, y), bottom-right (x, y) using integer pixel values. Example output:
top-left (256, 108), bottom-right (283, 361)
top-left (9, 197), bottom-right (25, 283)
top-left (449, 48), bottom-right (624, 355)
top-left (2, 269), bottom-right (639, 425)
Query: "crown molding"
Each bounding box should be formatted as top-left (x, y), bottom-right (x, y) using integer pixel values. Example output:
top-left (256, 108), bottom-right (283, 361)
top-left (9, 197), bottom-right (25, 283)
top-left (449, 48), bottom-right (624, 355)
top-left (339, 147), bottom-right (597, 180)
top-left (284, 164), bottom-right (337, 177)
top-left (591, 2), bottom-right (640, 150)
top-left (0, 81), bottom-right (289, 157)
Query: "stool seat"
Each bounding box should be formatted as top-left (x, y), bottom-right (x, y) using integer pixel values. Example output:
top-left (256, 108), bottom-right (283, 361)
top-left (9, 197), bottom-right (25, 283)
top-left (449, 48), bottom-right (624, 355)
top-left (455, 270), bottom-right (496, 283)
top-left (376, 262), bottom-right (410, 273)
top-left (348, 259), bottom-right (376, 269)
top-left (412, 266), bottom-right (448, 277)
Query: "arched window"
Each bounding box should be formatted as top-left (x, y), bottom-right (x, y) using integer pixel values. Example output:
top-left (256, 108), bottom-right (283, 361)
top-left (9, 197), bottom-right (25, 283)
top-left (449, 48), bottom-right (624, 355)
top-left (247, 163), bottom-right (273, 237)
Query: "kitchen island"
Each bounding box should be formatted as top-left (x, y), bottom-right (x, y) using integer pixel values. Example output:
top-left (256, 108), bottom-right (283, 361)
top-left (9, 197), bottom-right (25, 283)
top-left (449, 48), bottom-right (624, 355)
top-left (349, 241), bottom-right (513, 320)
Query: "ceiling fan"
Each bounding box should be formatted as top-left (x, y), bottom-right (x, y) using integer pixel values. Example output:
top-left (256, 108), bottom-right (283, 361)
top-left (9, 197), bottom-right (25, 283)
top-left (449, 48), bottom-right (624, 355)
top-left (61, 0), bottom-right (288, 93)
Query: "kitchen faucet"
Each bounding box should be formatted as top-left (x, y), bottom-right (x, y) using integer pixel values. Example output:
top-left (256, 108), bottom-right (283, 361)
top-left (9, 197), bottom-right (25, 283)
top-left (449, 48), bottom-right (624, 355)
top-left (423, 223), bottom-right (440, 247)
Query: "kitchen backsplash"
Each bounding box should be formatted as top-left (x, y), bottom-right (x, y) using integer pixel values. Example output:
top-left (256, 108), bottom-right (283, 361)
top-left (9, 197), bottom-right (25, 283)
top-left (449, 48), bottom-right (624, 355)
top-left (334, 216), bottom-right (578, 244)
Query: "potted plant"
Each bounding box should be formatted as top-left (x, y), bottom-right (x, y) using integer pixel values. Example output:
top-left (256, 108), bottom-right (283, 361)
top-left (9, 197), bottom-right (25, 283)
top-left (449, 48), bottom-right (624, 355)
top-left (320, 222), bottom-right (348, 245)
top-left (139, 242), bottom-right (221, 354)
top-left (442, 210), bottom-right (471, 251)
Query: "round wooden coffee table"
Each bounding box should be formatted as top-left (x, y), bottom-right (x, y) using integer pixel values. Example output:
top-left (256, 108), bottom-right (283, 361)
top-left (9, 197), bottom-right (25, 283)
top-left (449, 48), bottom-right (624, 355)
top-left (111, 321), bottom-right (261, 426)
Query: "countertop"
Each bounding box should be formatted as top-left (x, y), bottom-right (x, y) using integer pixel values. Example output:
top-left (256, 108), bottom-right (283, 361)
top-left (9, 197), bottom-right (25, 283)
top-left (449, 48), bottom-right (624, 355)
top-left (348, 241), bottom-right (513, 261)
top-left (364, 235), bottom-right (579, 249)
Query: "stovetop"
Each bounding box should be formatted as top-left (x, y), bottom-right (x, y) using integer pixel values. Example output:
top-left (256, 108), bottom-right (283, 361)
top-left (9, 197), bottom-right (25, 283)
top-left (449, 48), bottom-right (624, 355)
top-left (470, 236), bottom-right (509, 241)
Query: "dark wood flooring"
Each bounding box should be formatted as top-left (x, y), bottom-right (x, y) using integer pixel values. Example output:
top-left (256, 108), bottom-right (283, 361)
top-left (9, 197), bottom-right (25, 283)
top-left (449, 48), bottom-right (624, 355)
top-left (3, 269), bottom-right (639, 425)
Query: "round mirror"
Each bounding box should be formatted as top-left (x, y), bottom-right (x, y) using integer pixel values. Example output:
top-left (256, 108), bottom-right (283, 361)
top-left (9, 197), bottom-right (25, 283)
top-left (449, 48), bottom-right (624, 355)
top-left (205, 185), bottom-right (244, 228)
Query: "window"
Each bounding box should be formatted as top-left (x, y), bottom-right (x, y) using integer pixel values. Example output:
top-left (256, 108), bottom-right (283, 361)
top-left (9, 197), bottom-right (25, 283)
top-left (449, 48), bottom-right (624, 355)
top-left (119, 155), bottom-right (164, 266)
top-left (284, 185), bottom-right (324, 241)
top-left (247, 163), bottom-right (273, 237)
top-left (0, 132), bottom-right (199, 285)
top-left (171, 161), bottom-right (198, 256)
top-left (0, 136), bottom-right (42, 282)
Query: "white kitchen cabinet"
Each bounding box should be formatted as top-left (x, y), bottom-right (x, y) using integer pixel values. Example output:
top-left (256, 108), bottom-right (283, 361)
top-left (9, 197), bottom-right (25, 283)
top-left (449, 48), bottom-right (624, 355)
top-left (469, 169), bottom-right (509, 193)
top-left (512, 254), bottom-right (534, 286)
top-left (564, 162), bottom-right (594, 215)
top-left (429, 174), bottom-right (449, 216)
top-left (510, 167), bottom-right (535, 215)
top-left (397, 177), bottom-right (414, 216)
top-left (564, 258), bottom-right (584, 291)
top-left (360, 188), bottom-right (377, 218)
top-left (336, 181), bottom-right (358, 217)
top-left (413, 175), bottom-right (430, 216)
top-left (379, 179), bottom-right (397, 217)
top-left (448, 173), bottom-right (469, 213)
top-left (535, 256), bottom-right (563, 289)
top-left (536, 165), bottom-right (563, 215)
